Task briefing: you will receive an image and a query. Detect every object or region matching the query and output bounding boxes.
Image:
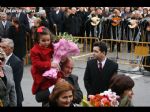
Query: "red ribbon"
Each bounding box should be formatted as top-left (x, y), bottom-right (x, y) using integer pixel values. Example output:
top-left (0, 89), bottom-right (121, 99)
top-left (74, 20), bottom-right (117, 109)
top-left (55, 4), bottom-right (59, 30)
top-left (37, 26), bottom-right (45, 33)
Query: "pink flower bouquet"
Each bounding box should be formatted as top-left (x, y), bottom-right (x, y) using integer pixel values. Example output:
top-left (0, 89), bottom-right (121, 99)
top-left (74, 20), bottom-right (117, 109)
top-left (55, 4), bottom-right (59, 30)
top-left (42, 38), bottom-right (80, 79)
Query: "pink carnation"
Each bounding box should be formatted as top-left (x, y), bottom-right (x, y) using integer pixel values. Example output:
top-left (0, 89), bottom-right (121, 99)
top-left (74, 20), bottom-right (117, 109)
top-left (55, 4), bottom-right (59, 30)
top-left (42, 68), bottom-right (58, 79)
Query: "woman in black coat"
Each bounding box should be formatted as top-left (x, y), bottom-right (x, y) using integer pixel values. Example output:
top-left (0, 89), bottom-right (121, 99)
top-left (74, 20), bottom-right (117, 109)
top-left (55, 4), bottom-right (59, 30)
top-left (8, 17), bottom-right (28, 61)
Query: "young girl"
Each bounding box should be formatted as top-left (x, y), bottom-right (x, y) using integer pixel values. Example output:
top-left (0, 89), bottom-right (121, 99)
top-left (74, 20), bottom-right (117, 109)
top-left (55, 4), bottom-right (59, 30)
top-left (30, 26), bottom-right (62, 96)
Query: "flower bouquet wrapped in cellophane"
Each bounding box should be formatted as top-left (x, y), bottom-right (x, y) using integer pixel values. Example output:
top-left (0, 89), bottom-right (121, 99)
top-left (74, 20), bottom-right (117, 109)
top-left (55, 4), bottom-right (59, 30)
top-left (42, 32), bottom-right (80, 79)
top-left (80, 89), bottom-right (120, 107)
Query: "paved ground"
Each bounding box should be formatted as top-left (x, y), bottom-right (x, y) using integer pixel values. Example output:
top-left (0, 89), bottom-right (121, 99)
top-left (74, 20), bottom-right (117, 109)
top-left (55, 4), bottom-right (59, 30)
top-left (22, 59), bottom-right (150, 107)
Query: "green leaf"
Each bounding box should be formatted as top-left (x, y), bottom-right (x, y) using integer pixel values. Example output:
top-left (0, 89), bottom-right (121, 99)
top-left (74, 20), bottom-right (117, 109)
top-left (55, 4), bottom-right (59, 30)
top-left (80, 96), bottom-right (93, 107)
top-left (58, 32), bottom-right (79, 44)
top-left (80, 99), bottom-right (91, 107)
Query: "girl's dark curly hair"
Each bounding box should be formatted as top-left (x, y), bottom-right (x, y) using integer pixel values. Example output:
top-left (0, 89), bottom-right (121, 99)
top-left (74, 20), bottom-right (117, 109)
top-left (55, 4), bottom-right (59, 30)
top-left (34, 26), bottom-right (55, 44)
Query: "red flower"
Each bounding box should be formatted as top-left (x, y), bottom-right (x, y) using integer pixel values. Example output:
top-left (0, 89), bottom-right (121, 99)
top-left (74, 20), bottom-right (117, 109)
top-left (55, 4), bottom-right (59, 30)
top-left (89, 92), bottom-right (118, 107)
top-left (37, 26), bottom-right (45, 33)
top-left (101, 98), bottom-right (111, 106)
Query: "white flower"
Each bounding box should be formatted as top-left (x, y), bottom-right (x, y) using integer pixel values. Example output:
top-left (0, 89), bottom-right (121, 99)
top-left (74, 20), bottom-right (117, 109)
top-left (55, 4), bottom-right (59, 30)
top-left (110, 100), bottom-right (119, 107)
top-left (108, 94), bottom-right (117, 101)
top-left (100, 93), bottom-right (105, 96)
top-left (102, 89), bottom-right (113, 96)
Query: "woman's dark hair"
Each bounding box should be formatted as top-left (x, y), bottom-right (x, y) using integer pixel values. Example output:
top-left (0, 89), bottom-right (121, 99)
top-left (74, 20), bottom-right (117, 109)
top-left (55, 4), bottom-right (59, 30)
top-left (109, 74), bottom-right (135, 96)
top-left (93, 41), bottom-right (107, 55)
top-left (12, 17), bottom-right (20, 25)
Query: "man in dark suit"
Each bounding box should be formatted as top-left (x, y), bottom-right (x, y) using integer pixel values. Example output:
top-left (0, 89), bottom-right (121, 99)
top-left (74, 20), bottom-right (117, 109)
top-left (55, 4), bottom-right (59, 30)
top-left (35, 57), bottom-right (83, 106)
top-left (49, 7), bottom-right (65, 35)
top-left (0, 38), bottom-right (24, 107)
top-left (0, 12), bottom-right (12, 38)
top-left (84, 41), bottom-right (118, 96)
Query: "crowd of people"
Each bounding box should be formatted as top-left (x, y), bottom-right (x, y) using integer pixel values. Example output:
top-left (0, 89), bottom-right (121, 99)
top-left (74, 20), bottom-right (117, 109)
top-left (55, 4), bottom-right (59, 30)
top-left (0, 7), bottom-right (148, 107)
top-left (0, 7), bottom-right (150, 53)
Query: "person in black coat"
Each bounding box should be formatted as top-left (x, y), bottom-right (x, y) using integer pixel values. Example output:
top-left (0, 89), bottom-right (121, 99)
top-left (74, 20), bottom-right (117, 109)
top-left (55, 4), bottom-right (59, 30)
top-left (18, 11), bottom-right (30, 32)
top-left (63, 7), bottom-right (82, 36)
top-left (0, 38), bottom-right (24, 107)
top-left (63, 8), bottom-right (72, 34)
top-left (8, 17), bottom-right (28, 61)
top-left (143, 18), bottom-right (150, 43)
top-left (76, 7), bottom-right (87, 37)
top-left (49, 7), bottom-right (65, 35)
top-left (35, 57), bottom-right (83, 106)
top-left (84, 41), bottom-right (118, 96)
top-left (38, 10), bottom-right (50, 30)
top-left (84, 7), bottom-right (96, 37)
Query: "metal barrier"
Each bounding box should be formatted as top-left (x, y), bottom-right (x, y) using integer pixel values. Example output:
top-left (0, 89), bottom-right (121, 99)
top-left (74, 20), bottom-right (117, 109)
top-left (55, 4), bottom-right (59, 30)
top-left (101, 39), bottom-right (150, 73)
top-left (24, 35), bottom-right (150, 73)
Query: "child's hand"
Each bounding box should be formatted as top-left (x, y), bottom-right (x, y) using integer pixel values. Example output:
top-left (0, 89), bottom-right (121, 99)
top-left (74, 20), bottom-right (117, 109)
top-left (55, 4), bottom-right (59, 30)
top-left (57, 78), bottom-right (65, 83)
top-left (51, 62), bottom-right (59, 69)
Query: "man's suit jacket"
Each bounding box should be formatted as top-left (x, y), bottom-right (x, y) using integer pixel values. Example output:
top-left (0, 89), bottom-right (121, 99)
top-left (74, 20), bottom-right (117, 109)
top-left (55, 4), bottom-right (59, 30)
top-left (84, 58), bottom-right (118, 95)
top-left (0, 65), bottom-right (17, 106)
top-left (6, 54), bottom-right (24, 105)
top-left (0, 21), bottom-right (12, 38)
top-left (64, 74), bottom-right (83, 104)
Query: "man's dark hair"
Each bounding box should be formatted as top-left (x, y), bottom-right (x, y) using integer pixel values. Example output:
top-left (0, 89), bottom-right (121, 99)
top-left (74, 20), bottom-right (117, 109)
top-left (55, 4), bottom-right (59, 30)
top-left (93, 41), bottom-right (107, 55)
